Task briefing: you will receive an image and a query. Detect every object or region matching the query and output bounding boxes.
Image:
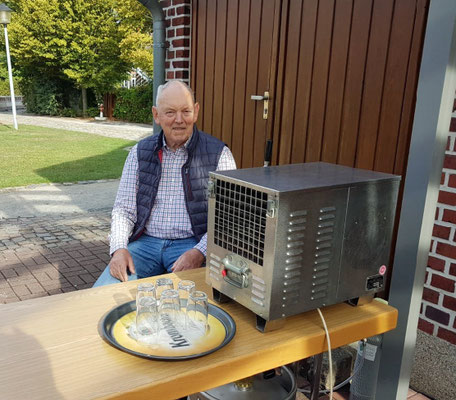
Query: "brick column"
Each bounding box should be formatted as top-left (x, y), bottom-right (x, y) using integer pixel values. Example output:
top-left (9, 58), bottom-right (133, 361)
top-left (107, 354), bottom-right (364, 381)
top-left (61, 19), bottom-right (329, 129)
top-left (420, 96), bottom-right (456, 345)
top-left (160, 0), bottom-right (191, 84)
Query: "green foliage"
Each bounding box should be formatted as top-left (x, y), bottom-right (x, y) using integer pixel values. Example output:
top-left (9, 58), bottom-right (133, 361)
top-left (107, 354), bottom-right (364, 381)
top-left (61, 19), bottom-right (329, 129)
top-left (60, 107), bottom-right (78, 118)
top-left (115, 0), bottom-right (154, 76)
top-left (3, 0), bottom-right (153, 110)
top-left (6, 0), bottom-right (65, 78)
top-left (113, 84), bottom-right (154, 124)
top-left (0, 56), bottom-right (7, 79)
top-left (20, 77), bottom-right (61, 115)
top-left (86, 106), bottom-right (100, 118)
top-left (55, 106), bottom-right (98, 118)
top-left (19, 75), bottom-right (98, 116)
top-left (59, 0), bottom-right (131, 95)
top-left (0, 79), bottom-right (11, 96)
top-left (0, 79), bottom-right (21, 96)
top-left (0, 55), bottom-right (21, 95)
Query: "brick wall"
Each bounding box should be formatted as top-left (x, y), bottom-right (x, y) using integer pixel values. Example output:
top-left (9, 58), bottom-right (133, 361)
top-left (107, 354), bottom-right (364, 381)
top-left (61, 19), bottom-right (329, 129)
top-left (160, 0), bottom-right (191, 83)
top-left (420, 96), bottom-right (456, 345)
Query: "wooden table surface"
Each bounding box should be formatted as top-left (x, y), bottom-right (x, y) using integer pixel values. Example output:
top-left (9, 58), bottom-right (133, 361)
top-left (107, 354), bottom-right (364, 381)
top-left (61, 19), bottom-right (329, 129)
top-left (0, 268), bottom-right (397, 400)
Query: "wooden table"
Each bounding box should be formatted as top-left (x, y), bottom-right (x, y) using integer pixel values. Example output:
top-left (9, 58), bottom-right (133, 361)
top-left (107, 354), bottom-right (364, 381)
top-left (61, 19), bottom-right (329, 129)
top-left (0, 268), bottom-right (397, 400)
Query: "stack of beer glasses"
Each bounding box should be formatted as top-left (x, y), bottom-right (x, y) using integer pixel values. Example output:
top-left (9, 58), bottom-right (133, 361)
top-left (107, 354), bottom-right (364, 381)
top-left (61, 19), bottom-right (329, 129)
top-left (135, 279), bottom-right (209, 340)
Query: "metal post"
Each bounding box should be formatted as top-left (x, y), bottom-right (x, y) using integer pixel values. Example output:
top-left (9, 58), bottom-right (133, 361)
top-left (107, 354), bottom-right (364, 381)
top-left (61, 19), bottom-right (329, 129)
top-left (152, 17), bottom-right (166, 134)
top-left (138, 0), bottom-right (166, 135)
top-left (310, 353), bottom-right (323, 400)
top-left (376, 1), bottom-right (456, 399)
top-left (3, 23), bottom-right (17, 130)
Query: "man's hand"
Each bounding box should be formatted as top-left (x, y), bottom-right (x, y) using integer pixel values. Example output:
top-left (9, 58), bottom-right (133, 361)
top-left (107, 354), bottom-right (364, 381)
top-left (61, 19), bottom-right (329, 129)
top-left (171, 248), bottom-right (205, 272)
top-left (109, 249), bottom-right (135, 282)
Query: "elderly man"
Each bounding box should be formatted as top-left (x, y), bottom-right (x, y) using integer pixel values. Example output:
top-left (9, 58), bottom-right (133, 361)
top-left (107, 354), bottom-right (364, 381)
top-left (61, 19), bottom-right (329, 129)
top-left (94, 80), bottom-right (236, 286)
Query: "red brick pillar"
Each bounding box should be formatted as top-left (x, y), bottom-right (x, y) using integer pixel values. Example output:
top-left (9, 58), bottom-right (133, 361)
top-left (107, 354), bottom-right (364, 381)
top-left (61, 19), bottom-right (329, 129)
top-left (420, 95), bottom-right (456, 345)
top-left (161, 0), bottom-right (191, 84)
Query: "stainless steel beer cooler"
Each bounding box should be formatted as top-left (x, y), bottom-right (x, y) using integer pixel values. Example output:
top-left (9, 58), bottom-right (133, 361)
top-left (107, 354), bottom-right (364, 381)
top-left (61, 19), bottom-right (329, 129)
top-left (205, 162), bottom-right (400, 332)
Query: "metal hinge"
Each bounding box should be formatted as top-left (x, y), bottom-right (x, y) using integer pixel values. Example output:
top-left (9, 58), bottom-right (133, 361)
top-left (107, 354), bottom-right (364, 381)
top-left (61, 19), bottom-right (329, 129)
top-left (266, 198), bottom-right (277, 218)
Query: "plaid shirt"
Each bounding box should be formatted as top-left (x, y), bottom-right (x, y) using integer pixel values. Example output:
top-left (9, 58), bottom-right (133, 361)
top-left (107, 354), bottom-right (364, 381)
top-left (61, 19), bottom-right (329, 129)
top-left (110, 136), bottom-right (236, 256)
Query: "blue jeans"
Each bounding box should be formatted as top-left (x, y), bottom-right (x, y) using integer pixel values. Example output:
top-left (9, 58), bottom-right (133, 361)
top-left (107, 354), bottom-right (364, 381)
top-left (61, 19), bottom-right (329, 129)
top-left (93, 235), bottom-right (198, 287)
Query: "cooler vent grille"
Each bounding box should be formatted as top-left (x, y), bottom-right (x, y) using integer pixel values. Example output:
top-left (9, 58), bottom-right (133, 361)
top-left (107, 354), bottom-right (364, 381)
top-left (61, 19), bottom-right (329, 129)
top-left (214, 179), bottom-right (267, 266)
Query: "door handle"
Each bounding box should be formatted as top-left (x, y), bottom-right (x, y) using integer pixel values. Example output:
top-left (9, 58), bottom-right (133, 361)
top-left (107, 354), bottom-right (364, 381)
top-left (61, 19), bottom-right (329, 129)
top-left (250, 94), bottom-right (269, 101)
top-left (250, 91), bottom-right (269, 119)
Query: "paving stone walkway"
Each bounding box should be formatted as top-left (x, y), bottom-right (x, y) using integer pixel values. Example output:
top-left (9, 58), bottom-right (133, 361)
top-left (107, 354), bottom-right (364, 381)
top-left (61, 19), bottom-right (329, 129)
top-left (0, 111), bottom-right (153, 141)
top-left (0, 211), bottom-right (111, 303)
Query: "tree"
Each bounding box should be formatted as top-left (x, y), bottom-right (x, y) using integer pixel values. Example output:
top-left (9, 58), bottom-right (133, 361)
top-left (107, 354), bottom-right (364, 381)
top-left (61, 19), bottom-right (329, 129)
top-left (6, 0), bottom-right (67, 79)
top-left (115, 0), bottom-right (154, 77)
top-left (5, 0), bottom-right (153, 116)
top-left (59, 0), bottom-right (131, 113)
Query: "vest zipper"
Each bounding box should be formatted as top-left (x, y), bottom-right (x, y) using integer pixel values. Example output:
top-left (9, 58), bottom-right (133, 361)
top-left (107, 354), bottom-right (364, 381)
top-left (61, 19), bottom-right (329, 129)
top-left (185, 168), bottom-right (194, 201)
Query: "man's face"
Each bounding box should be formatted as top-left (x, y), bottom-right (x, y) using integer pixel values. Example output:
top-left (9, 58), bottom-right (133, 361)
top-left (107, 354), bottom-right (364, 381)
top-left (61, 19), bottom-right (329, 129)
top-left (152, 83), bottom-right (200, 150)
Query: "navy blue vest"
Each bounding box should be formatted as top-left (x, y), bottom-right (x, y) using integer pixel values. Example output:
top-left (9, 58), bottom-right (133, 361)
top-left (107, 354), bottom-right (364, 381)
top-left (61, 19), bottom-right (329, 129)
top-left (130, 126), bottom-right (225, 243)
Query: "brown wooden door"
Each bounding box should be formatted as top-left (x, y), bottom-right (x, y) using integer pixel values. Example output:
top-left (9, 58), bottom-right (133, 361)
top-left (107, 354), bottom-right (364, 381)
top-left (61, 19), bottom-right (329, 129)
top-left (191, 0), bottom-right (281, 168)
top-left (192, 0), bottom-right (428, 175)
top-left (272, 0), bottom-right (428, 174)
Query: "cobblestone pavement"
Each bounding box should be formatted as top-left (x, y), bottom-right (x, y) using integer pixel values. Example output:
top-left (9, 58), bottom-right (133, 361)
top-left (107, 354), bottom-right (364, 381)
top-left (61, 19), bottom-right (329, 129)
top-left (0, 210), bottom-right (111, 303)
top-left (0, 111), bottom-right (153, 141)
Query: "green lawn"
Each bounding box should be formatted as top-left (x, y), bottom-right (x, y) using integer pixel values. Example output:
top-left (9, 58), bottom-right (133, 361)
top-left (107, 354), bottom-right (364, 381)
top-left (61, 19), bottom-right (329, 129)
top-left (0, 124), bottom-right (137, 189)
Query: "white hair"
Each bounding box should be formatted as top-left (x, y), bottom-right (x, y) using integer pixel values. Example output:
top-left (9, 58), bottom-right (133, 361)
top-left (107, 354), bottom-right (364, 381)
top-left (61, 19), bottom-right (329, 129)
top-left (156, 80), bottom-right (195, 106)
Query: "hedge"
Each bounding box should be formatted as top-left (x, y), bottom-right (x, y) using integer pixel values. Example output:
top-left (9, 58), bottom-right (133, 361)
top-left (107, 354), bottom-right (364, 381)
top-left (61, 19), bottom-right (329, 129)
top-left (113, 84), bottom-right (154, 124)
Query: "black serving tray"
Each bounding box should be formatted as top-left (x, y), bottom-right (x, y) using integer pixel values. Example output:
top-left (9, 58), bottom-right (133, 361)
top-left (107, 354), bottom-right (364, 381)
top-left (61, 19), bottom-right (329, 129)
top-left (100, 300), bottom-right (236, 360)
